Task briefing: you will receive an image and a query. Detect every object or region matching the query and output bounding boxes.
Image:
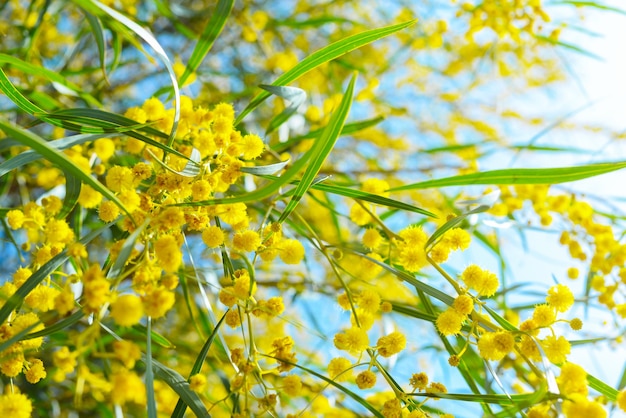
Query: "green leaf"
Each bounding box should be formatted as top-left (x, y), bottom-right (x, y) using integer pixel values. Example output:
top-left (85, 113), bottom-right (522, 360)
top-left (353, 251), bottom-right (455, 305)
top-left (146, 319), bottom-right (157, 418)
top-left (60, 170), bottom-right (82, 219)
top-left (147, 147), bottom-right (201, 178)
top-left (425, 205), bottom-right (489, 250)
top-left (0, 68), bottom-right (45, 115)
top-left (170, 312), bottom-right (226, 418)
top-left (0, 120), bottom-right (131, 218)
top-left (535, 35), bottom-right (602, 59)
top-left (264, 178), bottom-right (436, 217)
top-left (179, 0), bottom-right (234, 86)
top-left (0, 54), bottom-right (101, 107)
top-left (552, 1), bottom-right (626, 15)
top-left (128, 325), bottom-right (174, 349)
top-left (260, 85), bottom-right (307, 135)
top-left (0, 133), bottom-right (117, 179)
top-left (482, 305), bottom-right (518, 332)
top-left (388, 162), bottom-right (626, 191)
top-left (83, 12), bottom-right (109, 83)
top-left (587, 373), bottom-right (619, 401)
top-left (25, 311), bottom-right (85, 340)
top-left (409, 390), bottom-right (555, 406)
top-left (152, 360), bottom-right (210, 418)
top-left (277, 73), bottom-right (356, 223)
top-left (234, 19), bottom-right (416, 124)
top-left (107, 219), bottom-right (149, 280)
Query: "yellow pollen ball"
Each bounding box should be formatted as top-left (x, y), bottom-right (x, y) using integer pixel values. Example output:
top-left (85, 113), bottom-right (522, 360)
top-left (279, 239), bottom-right (305, 264)
top-left (232, 230), bottom-right (261, 252)
top-left (377, 331), bottom-right (406, 357)
top-left (110, 294), bottom-right (144, 327)
top-left (356, 370), bottom-right (377, 389)
top-left (436, 308), bottom-right (464, 336)
top-left (0, 392), bottom-right (33, 418)
top-left (98, 201), bottom-right (120, 223)
top-left (328, 357), bottom-right (353, 382)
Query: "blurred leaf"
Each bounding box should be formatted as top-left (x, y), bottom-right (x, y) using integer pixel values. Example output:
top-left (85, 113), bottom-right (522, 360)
top-left (552, 1), bottom-right (626, 15)
top-left (235, 19), bottom-right (416, 124)
top-left (535, 35), bottom-right (602, 59)
top-left (83, 12), bottom-right (109, 83)
top-left (179, 0), bottom-right (234, 86)
top-left (587, 373), bottom-right (619, 401)
top-left (25, 311), bottom-right (85, 340)
top-left (0, 54), bottom-right (101, 106)
top-left (275, 15), bottom-right (358, 28)
top-left (389, 162), bottom-right (626, 191)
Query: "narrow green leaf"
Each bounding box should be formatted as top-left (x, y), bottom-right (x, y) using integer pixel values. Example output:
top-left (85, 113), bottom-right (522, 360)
top-left (0, 133), bottom-right (117, 179)
top-left (0, 68), bottom-right (45, 115)
top-left (180, 0), bottom-right (233, 86)
top-left (107, 219), bottom-right (149, 280)
top-left (0, 321), bottom-right (43, 355)
top-left (152, 360), bottom-right (211, 418)
top-left (278, 73), bottom-right (356, 223)
top-left (587, 373), bottom-right (619, 401)
top-left (535, 34), bottom-right (602, 59)
top-left (0, 121), bottom-right (131, 218)
top-left (83, 12), bottom-right (109, 83)
top-left (552, 1), bottom-right (626, 15)
top-left (425, 205), bottom-right (489, 250)
top-left (60, 171), bottom-right (82, 219)
top-left (482, 305), bottom-right (518, 332)
top-left (388, 162), bottom-right (626, 191)
top-left (25, 311), bottom-right (85, 340)
top-left (309, 182), bottom-right (436, 218)
top-left (146, 319), bottom-right (157, 418)
top-left (390, 303), bottom-right (438, 322)
top-left (352, 251), bottom-right (455, 305)
top-left (36, 108), bottom-right (193, 162)
top-left (128, 325), bottom-right (174, 349)
top-left (147, 147), bottom-right (201, 178)
top-left (409, 390), bottom-right (555, 405)
top-left (235, 20), bottom-right (416, 124)
top-left (0, 54), bottom-right (101, 106)
top-left (170, 312), bottom-right (226, 418)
